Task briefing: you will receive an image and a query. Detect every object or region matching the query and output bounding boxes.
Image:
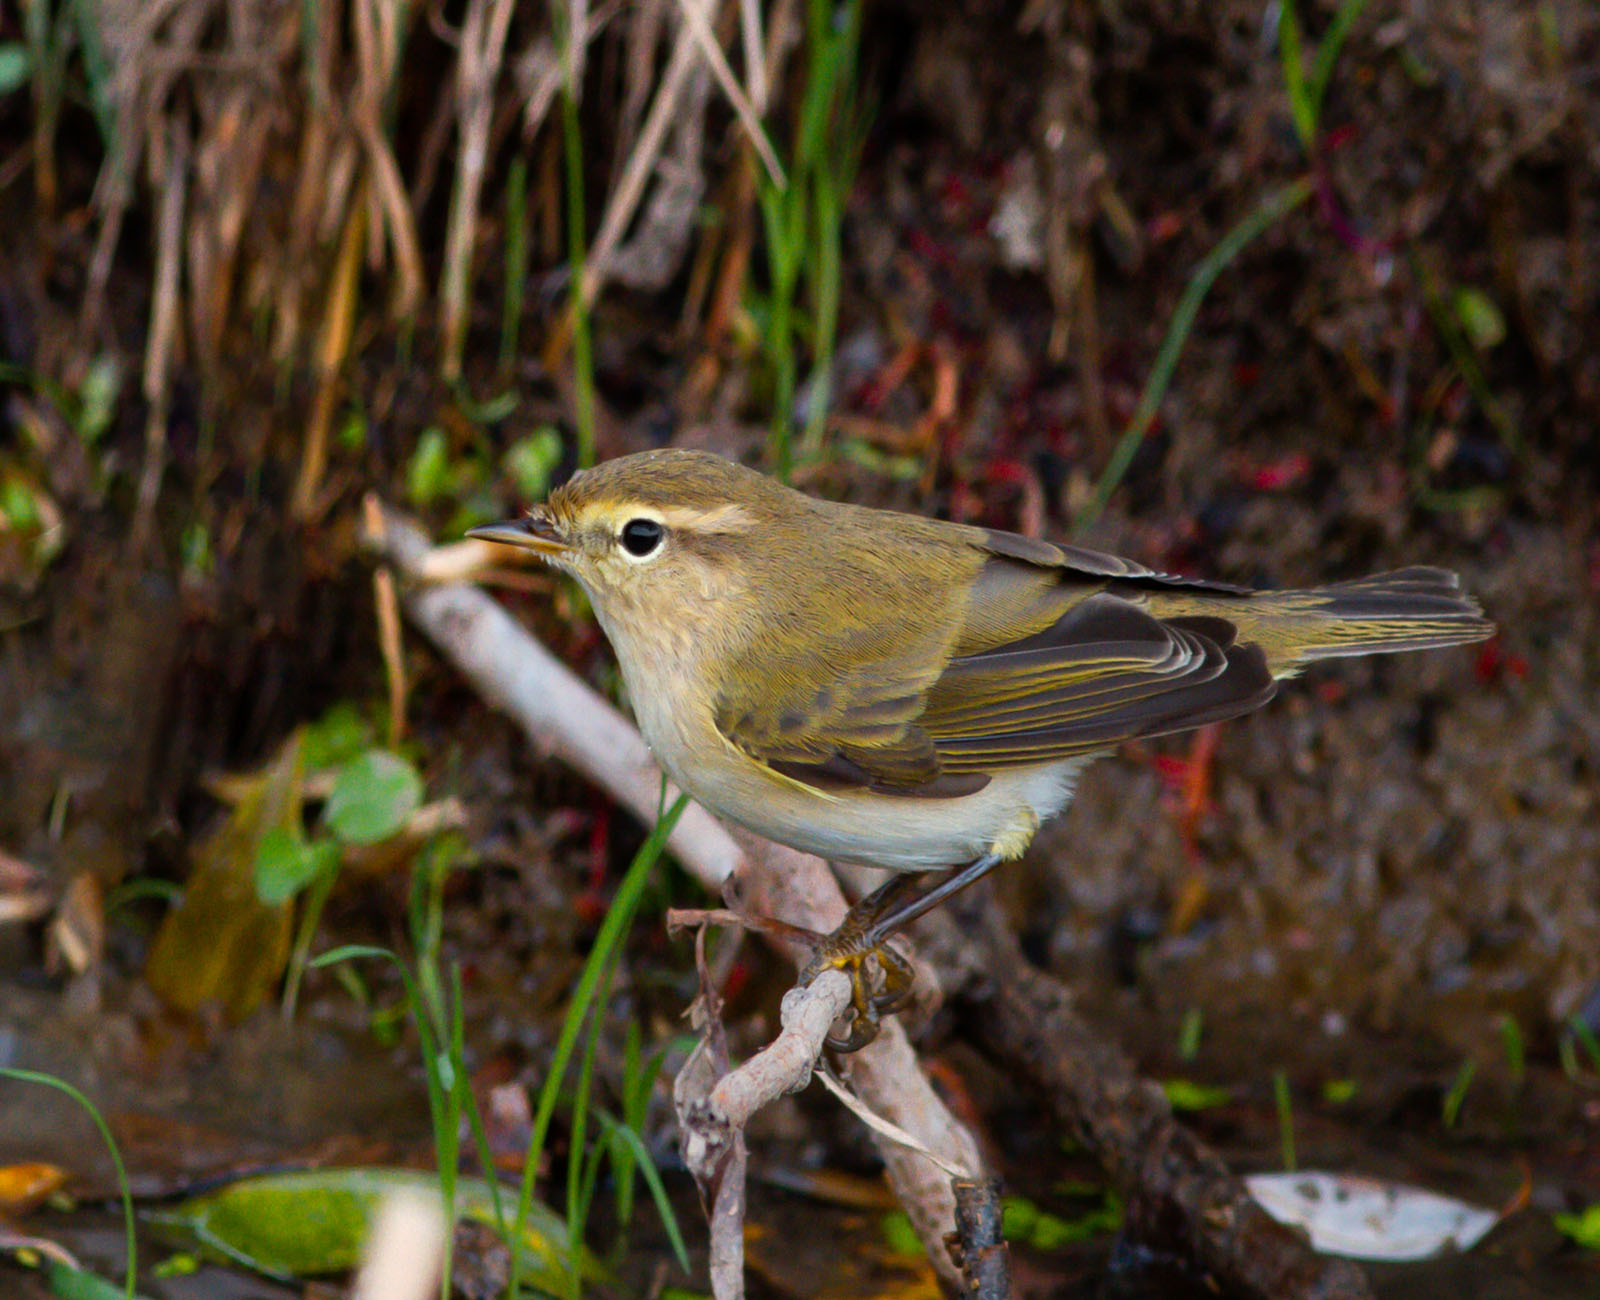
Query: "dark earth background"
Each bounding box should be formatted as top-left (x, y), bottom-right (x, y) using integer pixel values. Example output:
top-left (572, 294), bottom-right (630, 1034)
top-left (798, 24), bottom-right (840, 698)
top-left (2, 0), bottom-right (1598, 1296)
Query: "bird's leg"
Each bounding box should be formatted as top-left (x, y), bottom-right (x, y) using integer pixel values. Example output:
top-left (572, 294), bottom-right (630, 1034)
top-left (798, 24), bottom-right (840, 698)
top-left (799, 853), bottom-right (1003, 1052)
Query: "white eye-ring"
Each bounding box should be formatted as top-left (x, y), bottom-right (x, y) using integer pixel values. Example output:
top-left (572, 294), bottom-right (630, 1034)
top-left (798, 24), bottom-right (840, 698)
top-left (619, 517), bottom-right (665, 560)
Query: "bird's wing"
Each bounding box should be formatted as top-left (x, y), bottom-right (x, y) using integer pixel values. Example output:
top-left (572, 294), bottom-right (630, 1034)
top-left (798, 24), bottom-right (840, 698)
top-left (713, 525), bottom-right (1275, 797)
top-left (918, 530), bottom-right (1275, 773)
top-left (924, 592), bottom-right (1276, 774)
top-left (712, 611), bottom-right (984, 797)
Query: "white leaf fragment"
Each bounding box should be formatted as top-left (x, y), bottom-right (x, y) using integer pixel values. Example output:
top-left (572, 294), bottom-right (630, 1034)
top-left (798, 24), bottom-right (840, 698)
top-left (1245, 1171), bottom-right (1501, 1262)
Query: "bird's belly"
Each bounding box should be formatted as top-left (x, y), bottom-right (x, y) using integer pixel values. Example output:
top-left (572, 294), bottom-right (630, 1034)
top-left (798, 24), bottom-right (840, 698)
top-left (623, 669), bottom-right (1089, 871)
top-left (677, 745), bottom-right (1090, 872)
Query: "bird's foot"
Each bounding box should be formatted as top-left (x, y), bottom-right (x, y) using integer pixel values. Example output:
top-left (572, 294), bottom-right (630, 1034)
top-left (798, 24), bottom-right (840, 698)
top-left (797, 875), bottom-right (923, 1052)
top-left (798, 935), bottom-right (915, 1052)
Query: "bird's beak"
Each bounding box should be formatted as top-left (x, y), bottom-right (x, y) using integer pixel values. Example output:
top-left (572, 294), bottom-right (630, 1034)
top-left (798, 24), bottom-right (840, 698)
top-left (466, 513), bottom-right (573, 556)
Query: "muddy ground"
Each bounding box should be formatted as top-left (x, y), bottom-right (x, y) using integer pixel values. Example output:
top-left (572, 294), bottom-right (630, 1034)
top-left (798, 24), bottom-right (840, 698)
top-left (2, 0), bottom-right (1598, 1296)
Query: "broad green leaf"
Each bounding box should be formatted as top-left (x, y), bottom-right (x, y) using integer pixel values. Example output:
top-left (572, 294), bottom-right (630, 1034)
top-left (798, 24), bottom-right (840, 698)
top-left (504, 427), bottom-right (564, 500)
top-left (147, 1168), bottom-right (594, 1288)
top-left (323, 750), bottom-right (421, 845)
top-left (1555, 1204), bottom-right (1600, 1250)
top-left (406, 426), bottom-right (452, 505)
top-left (301, 701), bottom-right (373, 772)
top-left (253, 827), bottom-right (338, 904)
top-left (45, 1261), bottom-right (155, 1300)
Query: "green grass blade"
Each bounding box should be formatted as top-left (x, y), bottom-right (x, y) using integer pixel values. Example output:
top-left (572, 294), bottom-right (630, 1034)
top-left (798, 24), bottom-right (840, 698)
top-left (1074, 176), bottom-right (1314, 535)
top-left (1277, 0), bottom-right (1314, 150)
top-left (598, 1112), bottom-right (689, 1272)
top-left (311, 946), bottom-right (449, 1161)
top-left (500, 153), bottom-right (528, 376)
top-left (1308, 0), bottom-right (1370, 132)
top-left (511, 793), bottom-right (690, 1297)
top-left (1273, 1069), bottom-right (1297, 1172)
top-left (0, 1068), bottom-right (137, 1300)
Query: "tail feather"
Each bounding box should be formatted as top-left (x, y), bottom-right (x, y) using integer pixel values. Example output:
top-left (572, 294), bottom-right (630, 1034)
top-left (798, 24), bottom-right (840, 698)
top-left (1256, 567), bottom-right (1493, 668)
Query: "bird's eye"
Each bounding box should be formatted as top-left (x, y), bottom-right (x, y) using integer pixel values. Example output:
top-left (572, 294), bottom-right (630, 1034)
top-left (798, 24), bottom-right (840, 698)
top-left (619, 518), bottom-right (665, 558)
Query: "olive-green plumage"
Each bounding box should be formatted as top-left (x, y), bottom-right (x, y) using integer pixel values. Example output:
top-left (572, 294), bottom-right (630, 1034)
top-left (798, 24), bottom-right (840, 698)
top-left (469, 449), bottom-right (1491, 872)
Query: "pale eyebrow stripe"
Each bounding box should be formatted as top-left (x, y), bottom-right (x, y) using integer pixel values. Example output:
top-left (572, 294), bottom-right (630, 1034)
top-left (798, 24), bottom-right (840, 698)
top-left (654, 503), bottom-right (756, 533)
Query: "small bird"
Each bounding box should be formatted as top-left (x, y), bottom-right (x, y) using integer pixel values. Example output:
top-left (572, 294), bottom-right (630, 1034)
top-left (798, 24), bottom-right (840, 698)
top-left (470, 449), bottom-right (1491, 1048)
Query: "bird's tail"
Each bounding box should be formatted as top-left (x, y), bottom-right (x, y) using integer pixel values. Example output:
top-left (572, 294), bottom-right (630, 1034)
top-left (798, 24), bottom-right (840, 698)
top-left (1244, 566), bottom-right (1493, 673)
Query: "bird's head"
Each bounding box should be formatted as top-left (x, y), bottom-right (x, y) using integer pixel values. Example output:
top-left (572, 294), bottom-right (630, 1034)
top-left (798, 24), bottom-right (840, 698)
top-left (469, 449), bottom-right (796, 624)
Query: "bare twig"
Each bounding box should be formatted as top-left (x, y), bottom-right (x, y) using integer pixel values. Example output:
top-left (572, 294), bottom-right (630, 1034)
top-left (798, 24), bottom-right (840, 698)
top-left (950, 1178), bottom-right (1013, 1300)
top-left (675, 969), bottom-right (853, 1300)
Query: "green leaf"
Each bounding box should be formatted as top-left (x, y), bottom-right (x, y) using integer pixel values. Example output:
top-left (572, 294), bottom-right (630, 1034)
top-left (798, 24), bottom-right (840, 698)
top-left (0, 44), bottom-right (31, 96)
top-left (336, 409), bottom-right (367, 452)
top-left (878, 1209), bottom-right (923, 1257)
top-left (180, 522), bottom-right (213, 580)
top-left (146, 1169), bottom-right (589, 1286)
top-left (406, 426), bottom-right (452, 506)
top-left (455, 387), bottom-right (519, 425)
top-left (1453, 286), bottom-right (1506, 351)
top-left (1002, 1193), bottom-right (1123, 1248)
top-left (1162, 1078), bottom-right (1234, 1112)
top-left (0, 474), bottom-right (42, 530)
top-left (503, 427), bottom-right (563, 500)
top-left (1320, 1077), bottom-right (1359, 1105)
top-left (301, 702), bottom-right (374, 772)
top-left (254, 827), bottom-right (338, 904)
top-left (1278, 0), bottom-right (1314, 150)
top-left (151, 1253), bottom-right (199, 1279)
top-left (76, 354), bottom-right (122, 444)
top-left (44, 1262), bottom-right (155, 1300)
top-left (595, 1112), bottom-right (688, 1271)
top-left (323, 750), bottom-right (422, 845)
top-left (1308, 0), bottom-right (1371, 131)
top-left (1555, 1204), bottom-right (1600, 1250)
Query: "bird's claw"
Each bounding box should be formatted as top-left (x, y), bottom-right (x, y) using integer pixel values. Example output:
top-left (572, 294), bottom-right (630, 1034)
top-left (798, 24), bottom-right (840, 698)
top-left (799, 934), bottom-right (916, 1053)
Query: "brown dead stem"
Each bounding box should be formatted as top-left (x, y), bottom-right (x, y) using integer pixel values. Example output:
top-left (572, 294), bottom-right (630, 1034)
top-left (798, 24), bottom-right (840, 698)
top-left (291, 195), bottom-right (365, 520)
top-left (83, 0), bottom-right (218, 331)
top-left (354, 0), bottom-right (426, 321)
top-left (130, 118), bottom-right (188, 554)
top-left (582, 0), bottom-right (714, 306)
top-left (439, 0), bottom-right (517, 382)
